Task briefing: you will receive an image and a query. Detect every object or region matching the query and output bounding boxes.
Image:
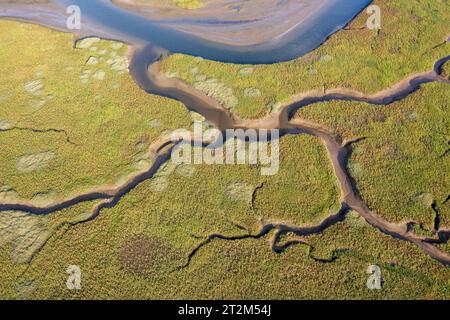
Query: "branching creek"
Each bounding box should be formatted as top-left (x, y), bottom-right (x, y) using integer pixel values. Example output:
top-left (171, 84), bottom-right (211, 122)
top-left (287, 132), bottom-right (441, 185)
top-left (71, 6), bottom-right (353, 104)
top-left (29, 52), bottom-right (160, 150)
top-left (0, 12), bottom-right (449, 267)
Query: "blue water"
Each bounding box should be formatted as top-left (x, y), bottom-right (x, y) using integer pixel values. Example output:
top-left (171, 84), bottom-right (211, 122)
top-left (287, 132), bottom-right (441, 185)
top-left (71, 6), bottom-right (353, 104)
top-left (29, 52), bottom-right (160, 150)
top-left (58, 0), bottom-right (372, 64)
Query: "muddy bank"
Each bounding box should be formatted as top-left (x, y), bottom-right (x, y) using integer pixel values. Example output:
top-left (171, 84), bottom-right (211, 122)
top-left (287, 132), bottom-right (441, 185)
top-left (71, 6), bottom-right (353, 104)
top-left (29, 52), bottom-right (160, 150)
top-left (1, 49), bottom-right (449, 265)
top-left (121, 49), bottom-right (450, 266)
top-left (0, 2), bottom-right (449, 266)
top-left (130, 45), bottom-right (450, 133)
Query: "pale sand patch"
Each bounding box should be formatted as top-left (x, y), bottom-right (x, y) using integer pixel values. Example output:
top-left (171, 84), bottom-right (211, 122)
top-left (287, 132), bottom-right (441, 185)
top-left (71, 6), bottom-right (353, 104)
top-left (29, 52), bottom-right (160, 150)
top-left (243, 87), bottom-right (261, 98)
top-left (175, 164), bottom-right (196, 178)
top-left (16, 151), bottom-right (55, 173)
top-left (225, 182), bottom-right (254, 203)
top-left (414, 193), bottom-right (434, 207)
top-left (0, 211), bottom-right (50, 264)
top-left (194, 78), bottom-right (238, 110)
top-left (24, 80), bottom-right (43, 95)
top-left (29, 99), bottom-right (46, 110)
top-left (86, 56), bottom-right (99, 65)
top-left (109, 56), bottom-right (129, 72)
top-left (238, 67), bottom-right (254, 76)
top-left (0, 119), bottom-right (15, 130)
top-left (148, 118), bottom-right (162, 128)
top-left (93, 70), bottom-right (106, 81)
top-left (111, 42), bottom-right (123, 50)
top-left (76, 37), bottom-right (101, 49)
top-left (149, 176), bottom-right (169, 192)
top-left (31, 190), bottom-right (59, 206)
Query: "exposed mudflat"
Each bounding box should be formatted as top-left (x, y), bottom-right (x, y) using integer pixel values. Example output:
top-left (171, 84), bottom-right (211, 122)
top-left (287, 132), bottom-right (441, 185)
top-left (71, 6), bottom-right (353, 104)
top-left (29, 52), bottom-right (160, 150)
top-left (112, 0), bottom-right (345, 46)
top-left (0, 0), bottom-right (372, 63)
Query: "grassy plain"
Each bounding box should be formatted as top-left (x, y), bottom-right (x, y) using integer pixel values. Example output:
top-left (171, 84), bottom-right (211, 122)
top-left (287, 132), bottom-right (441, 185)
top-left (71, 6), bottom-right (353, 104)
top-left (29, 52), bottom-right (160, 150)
top-left (113, 0), bottom-right (204, 9)
top-left (0, 20), bottom-right (191, 202)
top-left (0, 20), bottom-right (344, 298)
top-left (0, 0), bottom-right (449, 300)
top-left (297, 83), bottom-right (450, 229)
top-left (160, 0), bottom-right (450, 119)
top-left (7, 188), bottom-right (450, 299)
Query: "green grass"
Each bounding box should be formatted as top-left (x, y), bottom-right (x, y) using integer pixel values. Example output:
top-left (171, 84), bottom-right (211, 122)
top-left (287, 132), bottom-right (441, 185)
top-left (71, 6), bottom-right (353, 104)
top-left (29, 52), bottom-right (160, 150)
top-left (0, 134), bottom-right (345, 299)
top-left (1, 109), bottom-right (448, 299)
top-left (297, 83), bottom-right (450, 228)
top-left (0, 20), bottom-right (191, 201)
top-left (442, 61), bottom-right (450, 80)
top-left (174, 0), bottom-right (203, 9)
top-left (1, 0), bottom-right (449, 299)
top-left (254, 135), bottom-right (340, 225)
top-left (160, 0), bottom-right (450, 119)
top-left (0, 20), bottom-right (344, 299)
top-left (8, 191), bottom-right (449, 299)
